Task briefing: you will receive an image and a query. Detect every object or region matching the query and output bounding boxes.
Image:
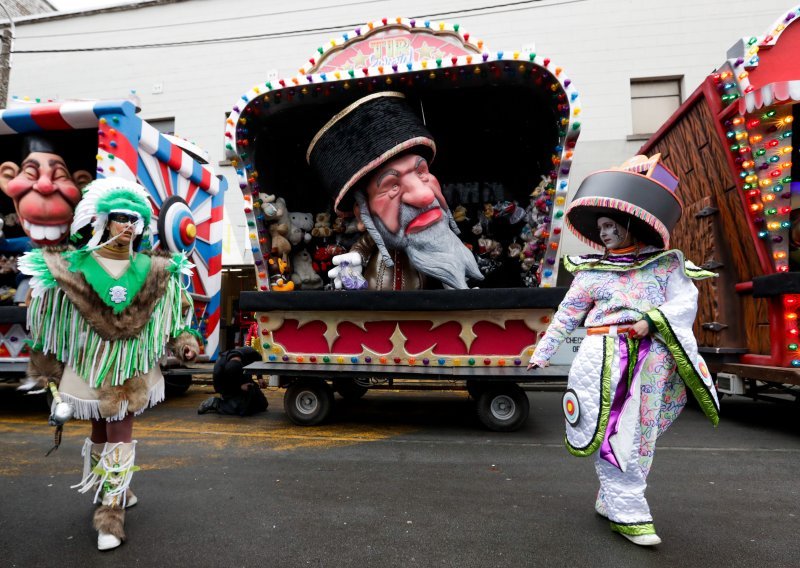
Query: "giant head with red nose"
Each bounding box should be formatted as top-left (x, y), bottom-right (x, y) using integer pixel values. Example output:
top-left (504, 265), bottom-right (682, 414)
top-left (2, 135), bottom-right (82, 245)
top-left (307, 92), bottom-right (482, 290)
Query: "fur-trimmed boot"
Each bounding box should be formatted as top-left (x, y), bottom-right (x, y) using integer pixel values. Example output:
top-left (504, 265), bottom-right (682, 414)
top-left (72, 439), bottom-right (138, 508)
top-left (73, 441), bottom-right (138, 550)
top-left (94, 503), bottom-right (126, 551)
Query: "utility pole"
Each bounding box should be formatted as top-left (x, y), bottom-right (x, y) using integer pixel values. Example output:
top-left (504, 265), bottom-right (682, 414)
top-left (0, 2), bottom-right (14, 107)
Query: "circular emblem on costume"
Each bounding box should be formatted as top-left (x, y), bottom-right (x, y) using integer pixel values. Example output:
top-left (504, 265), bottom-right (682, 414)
top-left (562, 389), bottom-right (580, 426)
top-left (698, 360), bottom-right (709, 378)
top-left (157, 195), bottom-right (196, 254)
top-left (109, 285), bottom-right (128, 304)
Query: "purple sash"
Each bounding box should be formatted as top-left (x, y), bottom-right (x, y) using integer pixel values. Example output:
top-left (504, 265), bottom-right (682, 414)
top-left (599, 336), bottom-right (651, 469)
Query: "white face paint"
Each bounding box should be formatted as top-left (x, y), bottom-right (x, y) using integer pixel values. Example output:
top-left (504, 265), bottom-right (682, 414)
top-left (597, 216), bottom-right (631, 249)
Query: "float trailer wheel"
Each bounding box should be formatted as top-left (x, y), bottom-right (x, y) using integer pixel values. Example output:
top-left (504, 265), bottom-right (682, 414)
top-left (476, 383), bottom-right (530, 432)
top-left (284, 379), bottom-right (334, 426)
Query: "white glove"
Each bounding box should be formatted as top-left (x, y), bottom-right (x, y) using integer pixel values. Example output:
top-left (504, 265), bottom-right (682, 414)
top-left (327, 252), bottom-right (367, 290)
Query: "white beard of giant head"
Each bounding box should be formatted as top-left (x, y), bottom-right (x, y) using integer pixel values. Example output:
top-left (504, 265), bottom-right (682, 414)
top-left (370, 203), bottom-right (483, 289)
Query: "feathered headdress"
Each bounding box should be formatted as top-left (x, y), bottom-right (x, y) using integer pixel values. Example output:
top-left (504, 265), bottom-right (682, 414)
top-left (71, 177), bottom-right (153, 250)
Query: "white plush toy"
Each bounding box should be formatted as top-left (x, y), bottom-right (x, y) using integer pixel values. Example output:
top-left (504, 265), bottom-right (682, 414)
top-left (288, 212), bottom-right (314, 245)
top-left (290, 249), bottom-right (323, 290)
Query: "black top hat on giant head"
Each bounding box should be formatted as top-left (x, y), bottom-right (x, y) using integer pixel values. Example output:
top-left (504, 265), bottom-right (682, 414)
top-left (19, 132), bottom-right (96, 176)
top-left (565, 154), bottom-right (683, 250)
top-left (306, 91), bottom-right (436, 215)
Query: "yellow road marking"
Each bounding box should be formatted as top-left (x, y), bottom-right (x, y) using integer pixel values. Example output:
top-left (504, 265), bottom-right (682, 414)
top-left (0, 412), bottom-right (416, 476)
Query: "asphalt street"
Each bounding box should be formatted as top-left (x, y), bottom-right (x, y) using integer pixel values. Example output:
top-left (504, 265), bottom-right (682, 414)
top-left (1, 383), bottom-right (798, 568)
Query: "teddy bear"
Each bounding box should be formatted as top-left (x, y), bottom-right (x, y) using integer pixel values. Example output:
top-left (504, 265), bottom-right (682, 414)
top-left (290, 249), bottom-right (324, 290)
top-left (267, 197), bottom-right (292, 262)
top-left (311, 212), bottom-right (333, 238)
top-left (332, 216), bottom-right (346, 234)
top-left (288, 211), bottom-right (314, 246)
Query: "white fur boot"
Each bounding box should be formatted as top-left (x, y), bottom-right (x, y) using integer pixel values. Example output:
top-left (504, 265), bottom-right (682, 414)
top-left (75, 441), bottom-right (137, 550)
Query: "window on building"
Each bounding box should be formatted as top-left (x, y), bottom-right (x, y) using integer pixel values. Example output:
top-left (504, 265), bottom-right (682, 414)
top-left (630, 77), bottom-right (682, 137)
top-left (148, 117), bottom-right (175, 135)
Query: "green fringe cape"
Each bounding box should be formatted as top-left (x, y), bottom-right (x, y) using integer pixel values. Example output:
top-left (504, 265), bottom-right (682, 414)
top-left (21, 248), bottom-right (193, 388)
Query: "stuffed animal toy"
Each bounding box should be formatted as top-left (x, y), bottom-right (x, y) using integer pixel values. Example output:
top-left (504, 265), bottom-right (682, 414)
top-left (476, 237), bottom-right (503, 276)
top-left (288, 211), bottom-right (314, 245)
top-left (267, 255), bottom-right (294, 292)
top-left (268, 198), bottom-right (292, 262)
top-left (259, 192), bottom-right (279, 219)
top-left (452, 205), bottom-right (468, 222)
top-left (290, 249), bottom-right (324, 289)
top-left (312, 243), bottom-right (345, 276)
top-left (473, 202), bottom-right (494, 236)
top-left (332, 216), bottom-right (346, 234)
top-left (311, 212), bottom-right (333, 238)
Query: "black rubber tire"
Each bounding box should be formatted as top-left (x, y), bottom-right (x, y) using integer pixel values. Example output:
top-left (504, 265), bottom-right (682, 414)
top-left (334, 378), bottom-right (368, 400)
top-left (284, 379), bottom-right (334, 426)
top-left (164, 375), bottom-right (192, 397)
top-left (476, 384), bottom-right (530, 432)
top-left (466, 380), bottom-right (486, 400)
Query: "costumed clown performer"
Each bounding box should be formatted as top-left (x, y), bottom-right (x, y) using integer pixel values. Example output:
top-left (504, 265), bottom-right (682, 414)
top-left (307, 91), bottom-right (482, 290)
top-left (17, 177), bottom-right (200, 551)
top-left (526, 155), bottom-right (719, 546)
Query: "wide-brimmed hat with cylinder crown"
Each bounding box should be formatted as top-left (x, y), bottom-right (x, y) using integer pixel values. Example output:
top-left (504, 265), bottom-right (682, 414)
top-left (565, 154), bottom-right (683, 250)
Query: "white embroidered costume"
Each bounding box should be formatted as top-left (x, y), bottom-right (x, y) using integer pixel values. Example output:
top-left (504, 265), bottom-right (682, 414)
top-left (531, 249), bottom-right (719, 537)
top-left (531, 154), bottom-right (720, 544)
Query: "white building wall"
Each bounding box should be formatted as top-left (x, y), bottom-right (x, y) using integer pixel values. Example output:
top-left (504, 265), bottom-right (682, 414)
top-left (8, 0), bottom-right (794, 260)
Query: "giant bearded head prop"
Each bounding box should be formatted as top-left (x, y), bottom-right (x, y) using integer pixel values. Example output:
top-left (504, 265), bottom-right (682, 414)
top-left (306, 92), bottom-right (482, 289)
top-left (3, 135), bottom-right (82, 245)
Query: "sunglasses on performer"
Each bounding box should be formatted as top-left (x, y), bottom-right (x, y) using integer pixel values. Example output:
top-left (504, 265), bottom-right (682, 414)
top-left (108, 213), bottom-right (140, 224)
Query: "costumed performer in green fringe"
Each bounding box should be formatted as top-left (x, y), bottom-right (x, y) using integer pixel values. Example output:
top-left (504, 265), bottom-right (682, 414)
top-left (18, 177), bottom-right (200, 551)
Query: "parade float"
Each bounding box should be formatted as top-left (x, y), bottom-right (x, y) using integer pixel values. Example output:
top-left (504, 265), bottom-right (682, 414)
top-left (226, 18), bottom-right (582, 430)
top-left (0, 99), bottom-right (225, 392)
top-left (640, 5), bottom-right (800, 401)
